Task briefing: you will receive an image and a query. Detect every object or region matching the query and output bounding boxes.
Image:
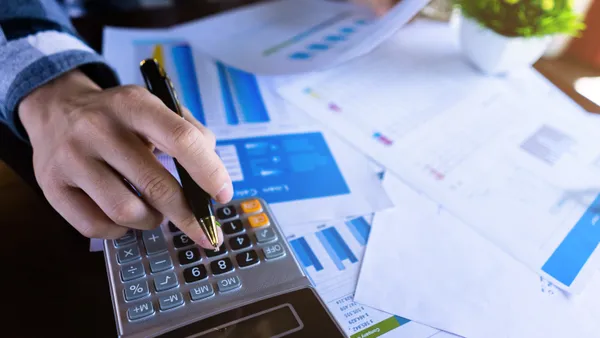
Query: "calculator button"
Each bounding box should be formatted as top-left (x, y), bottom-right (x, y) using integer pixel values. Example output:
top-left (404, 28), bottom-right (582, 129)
top-left (154, 271), bottom-right (178, 292)
top-left (236, 250), bottom-right (259, 268)
top-left (204, 244), bottom-right (227, 258)
top-left (142, 228), bottom-right (167, 255)
top-left (190, 283), bottom-right (214, 301)
top-left (222, 220), bottom-right (244, 235)
top-left (229, 234), bottom-right (251, 251)
top-left (255, 227), bottom-right (277, 243)
top-left (248, 213), bottom-right (270, 228)
top-left (127, 301), bottom-right (154, 321)
top-left (173, 234), bottom-right (194, 248)
top-left (263, 242), bottom-right (286, 260)
top-left (117, 245), bottom-right (140, 263)
top-left (149, 253), bottom-right (173, 273)
top-left (217, 275), bottom-right (241, 293)
top-left (240, 199), bottom-right (262, 214)
top-left (121, 261), bottom-right (145, 282)
top-left (159, 291), bottom-right (184, 311)
top-left (217, 205), bottom-right (237, 220)
top-left (178, 248), bottom-right (201, 265)
top-left (168, 222), bottom-right (180, 233)
top-left (183, 264), bottom-right (208, 283)
top-left (124, 280), bottom-right (150, 301)
top-left (210, 258), bottom-right (234, 275)
top-left (114, 230), bottom-right (136, 247)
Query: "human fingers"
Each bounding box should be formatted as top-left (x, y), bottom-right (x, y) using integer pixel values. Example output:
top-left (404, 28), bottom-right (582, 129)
top-left (68, 155), bottom-right (163, 231)
top-left (110, 86), bottom-right (233, 203)
top-left (354, 0), bottom-right (399, 15)
top-left (95, 126), bottom-right (222, 248)
top-left (181, 106), bottom-right (217, 151)
top-left (47, 184), bottom-right (130, 239)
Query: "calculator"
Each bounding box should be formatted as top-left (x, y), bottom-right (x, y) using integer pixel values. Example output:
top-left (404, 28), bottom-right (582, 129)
top-left (103, 197), bottom-right (345, 337)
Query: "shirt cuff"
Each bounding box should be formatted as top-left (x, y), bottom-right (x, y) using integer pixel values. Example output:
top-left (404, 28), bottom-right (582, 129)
top-left (1, 30), bottom-right (120, 142)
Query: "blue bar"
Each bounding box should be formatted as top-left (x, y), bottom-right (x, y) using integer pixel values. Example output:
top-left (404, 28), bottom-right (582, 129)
top-left (345, 217), bottom-right (371, 246)
top-left (324, 227), bottom-right (358, 263)
top-left (542, 194), bottom-right (600, 286)
top-left (223, 65), bottom-right (270, 123)
top-left (316, 231), bottom-right (345, 271)
top-left (216, 62), bottom-right (239, 125)
top-left (170, 44), bottom-right (205, 125)
top-left (290, 237), bottom-right (323, 271)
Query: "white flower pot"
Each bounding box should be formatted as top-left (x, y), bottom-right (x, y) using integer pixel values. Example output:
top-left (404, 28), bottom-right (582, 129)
top-left (458, 15), bottom-right (553, 75)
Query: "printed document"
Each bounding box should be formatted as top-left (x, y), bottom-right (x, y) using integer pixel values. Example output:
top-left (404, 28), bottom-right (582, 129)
top-left (104, 0), bottom-right (429, 75)
top-left (282, 215), bottom-right (440, 338)
top-left (278, 18), bottom-right (600, 292)
top-left (100, 27), bottom-right (393, 228)
top-left (354, 174), bottom-right (600, 338)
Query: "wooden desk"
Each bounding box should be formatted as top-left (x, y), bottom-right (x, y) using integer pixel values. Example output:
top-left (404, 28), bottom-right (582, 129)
top-left (0, 3), bottom-right (598, 337)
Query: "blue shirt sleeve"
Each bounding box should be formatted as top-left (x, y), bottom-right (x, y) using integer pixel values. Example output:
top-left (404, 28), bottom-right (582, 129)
top-left (0, 0), bottom-right (120, 142)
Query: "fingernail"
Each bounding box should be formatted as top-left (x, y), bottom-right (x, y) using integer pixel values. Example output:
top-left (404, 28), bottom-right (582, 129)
top-left (215, 181), bottom-right (233, 204)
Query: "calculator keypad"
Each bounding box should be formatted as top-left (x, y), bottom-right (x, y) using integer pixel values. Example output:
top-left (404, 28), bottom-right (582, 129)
top-left (183, 265), bottom-right (207, 283)
top-left (210, 258), bottom-right (234, 275)
top-left (229, 234), bottom-right (251, 251)
top-left (111, 198), bottom-right (286, 325)
top-left (178, 248), bottom-right (201, 265)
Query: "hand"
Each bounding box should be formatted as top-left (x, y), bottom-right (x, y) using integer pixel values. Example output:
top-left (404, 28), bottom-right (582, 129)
top-left (354, 0), bottom-right (401, 16)
top-left (18, 69), bottom-right (231, 249)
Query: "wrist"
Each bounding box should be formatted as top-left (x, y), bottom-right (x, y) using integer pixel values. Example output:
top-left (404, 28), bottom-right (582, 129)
top-left (18, 69), bottom-right (102, 139)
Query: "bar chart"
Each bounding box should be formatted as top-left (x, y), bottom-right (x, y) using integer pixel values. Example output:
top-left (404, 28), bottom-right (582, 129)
top-left (133, 40), bottom-right (272, 128)
top-left (284, 217), bottom-right (418, 337)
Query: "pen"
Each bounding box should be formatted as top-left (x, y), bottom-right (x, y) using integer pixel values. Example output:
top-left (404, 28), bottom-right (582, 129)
top-left (139, 58), bottom-right (221, 249)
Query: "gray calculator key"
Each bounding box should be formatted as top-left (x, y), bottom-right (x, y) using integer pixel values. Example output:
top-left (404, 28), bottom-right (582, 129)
top-left (190, 283), bottom-right (214, 301)
top-left (262, 242), bottom-right (286, 260)
top-left (127, 301), bottom-right (154, 321)
top-left (117, 245), bottom-right (140, 263)
top-left (149, 253), bottom-right (173, 273)
top-left (114, 230), bottom-right (136, 247)
top-left (255, 227), bottom-right (277, 243)
top-left (154, 271), bottom-right (178, 292)
top-left (159, 292), bottom-right (184, 311)
top-left (217, 275), bottom-right (241, 293)
top-left (121, 261), bottom-right (145, 281)
top-left (142, 228), bottom-right (167, 255)
top-left (124, 280), bottom-right (150, 301)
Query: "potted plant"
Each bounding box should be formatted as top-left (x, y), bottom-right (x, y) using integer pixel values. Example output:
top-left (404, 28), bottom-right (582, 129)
top-left (453, 0), bottom-right (586, 75)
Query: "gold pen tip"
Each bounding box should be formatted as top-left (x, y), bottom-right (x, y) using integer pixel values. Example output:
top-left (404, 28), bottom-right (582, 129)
top-left (200, 216), bottom-right (220, 249)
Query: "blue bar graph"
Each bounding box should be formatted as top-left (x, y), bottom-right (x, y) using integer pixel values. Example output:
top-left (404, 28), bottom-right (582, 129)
top-left (316, 227), bottom-right (357, 271)
top-left (345, 217), bottom-right (370, 246)
top-left (290, 237), bottom-right (323, 271)
top-left (216, 62), bottom-right (239, 125)
top-left (216, 61), bottom-right (270, 124)
top-left (170, 44), bottom-right (205, 125)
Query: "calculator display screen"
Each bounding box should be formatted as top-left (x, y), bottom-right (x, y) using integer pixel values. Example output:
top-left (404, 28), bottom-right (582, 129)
top-left (190, 304), bottom-right (301, 338)
top-left (157, 287), bottom-right (344, 338)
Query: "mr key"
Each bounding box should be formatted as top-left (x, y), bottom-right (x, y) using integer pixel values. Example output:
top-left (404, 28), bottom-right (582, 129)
top-left (103, 197), bottom-right (344, 338)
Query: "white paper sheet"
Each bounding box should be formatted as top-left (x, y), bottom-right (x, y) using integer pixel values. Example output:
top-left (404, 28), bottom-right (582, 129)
top-left (353, 173), bottom-right (600, 338)
top-left (282, 215), bottom-right (440, 338)
top-left (278, 18), bottom-right (600, 293)
top-left (103, 0), bottom-right (428, 75)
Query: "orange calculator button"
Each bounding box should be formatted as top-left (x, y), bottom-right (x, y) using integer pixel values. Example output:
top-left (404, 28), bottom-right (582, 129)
top-left (248, 213), bottom-right (270, 228)
top-left (240, 199), bottom-right (262, 214)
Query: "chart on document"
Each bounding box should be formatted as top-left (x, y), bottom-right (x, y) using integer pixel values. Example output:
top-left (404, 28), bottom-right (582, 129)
top-left (279, 20), bottom-right (600, 292)
top-left (132, 40), bottom-right (304, 134)
top-left (284, 217), bottom-right (439, 338)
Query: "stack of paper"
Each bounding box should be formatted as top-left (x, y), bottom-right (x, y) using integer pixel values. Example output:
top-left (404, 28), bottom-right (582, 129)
top-left (100, 1), bottom-right (600, 337)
